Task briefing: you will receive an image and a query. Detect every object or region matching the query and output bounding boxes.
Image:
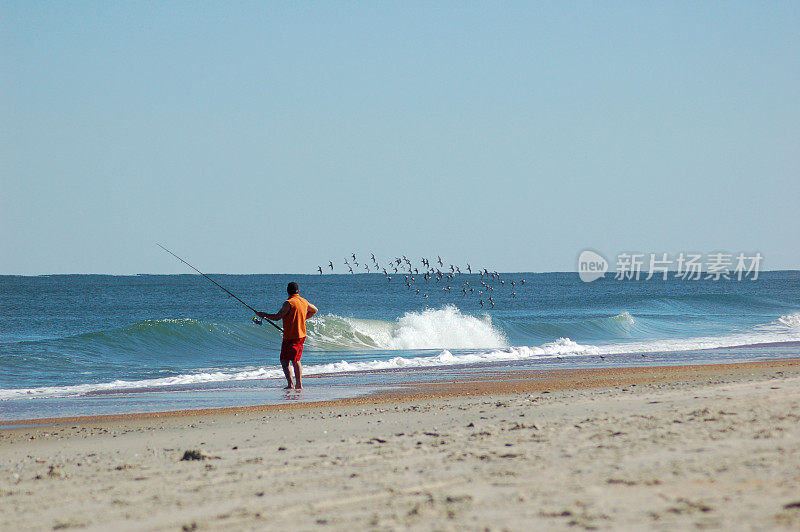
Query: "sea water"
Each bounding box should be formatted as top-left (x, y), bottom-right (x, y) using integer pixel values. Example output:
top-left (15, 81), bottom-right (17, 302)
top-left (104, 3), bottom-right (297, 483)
top-left (1, 271), bottom-right (799, 420)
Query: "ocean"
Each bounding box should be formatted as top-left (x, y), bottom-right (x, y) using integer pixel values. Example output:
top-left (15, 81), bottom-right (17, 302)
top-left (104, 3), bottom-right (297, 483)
top-left (1, 270), bottom-right (799, 421)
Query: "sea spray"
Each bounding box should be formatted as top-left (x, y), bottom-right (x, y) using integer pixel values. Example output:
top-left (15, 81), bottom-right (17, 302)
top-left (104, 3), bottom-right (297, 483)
top-left (309, 305), bottom-right (508, 350)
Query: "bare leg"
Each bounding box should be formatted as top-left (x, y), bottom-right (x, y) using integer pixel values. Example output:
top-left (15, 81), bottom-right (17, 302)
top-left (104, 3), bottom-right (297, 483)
top-left (292, 360), bottom-right (302, 390)
top-left (281, 359), bottom-right (293, 389)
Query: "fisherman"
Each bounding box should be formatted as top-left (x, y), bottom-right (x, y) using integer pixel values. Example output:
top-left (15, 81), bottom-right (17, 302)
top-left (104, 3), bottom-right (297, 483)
top-left (257, 282), bottom-right (318, 390)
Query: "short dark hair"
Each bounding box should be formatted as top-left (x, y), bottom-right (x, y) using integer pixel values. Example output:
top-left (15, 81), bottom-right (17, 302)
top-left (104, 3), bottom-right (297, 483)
top-left (287, 282), bottom-right (299, 295)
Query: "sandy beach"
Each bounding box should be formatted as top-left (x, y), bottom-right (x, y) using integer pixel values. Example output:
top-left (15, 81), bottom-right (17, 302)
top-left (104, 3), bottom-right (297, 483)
top-left (2, 360), bottom-right (800, 531)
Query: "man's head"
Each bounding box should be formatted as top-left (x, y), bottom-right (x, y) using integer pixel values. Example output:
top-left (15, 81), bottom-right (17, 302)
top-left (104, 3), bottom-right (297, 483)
top-left (287, 282), bottom-right (299, 295)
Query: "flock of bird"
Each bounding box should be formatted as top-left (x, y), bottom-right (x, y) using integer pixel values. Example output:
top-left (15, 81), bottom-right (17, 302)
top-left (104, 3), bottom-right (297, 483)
top-left (317, 254), bottom-right (525, 308)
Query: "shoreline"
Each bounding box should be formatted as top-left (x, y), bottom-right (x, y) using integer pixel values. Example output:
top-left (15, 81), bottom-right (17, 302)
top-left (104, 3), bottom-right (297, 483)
top-left (3, 357), bottom-right (798, 427)
top-left (3, 356), bottom-right (800, 529)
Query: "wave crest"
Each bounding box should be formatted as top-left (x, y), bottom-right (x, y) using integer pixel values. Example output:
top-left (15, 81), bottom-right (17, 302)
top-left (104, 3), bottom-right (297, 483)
top-left (308, 306), bottom-right (508, 350)
top-left (777, 313), bottom-right (800, 329)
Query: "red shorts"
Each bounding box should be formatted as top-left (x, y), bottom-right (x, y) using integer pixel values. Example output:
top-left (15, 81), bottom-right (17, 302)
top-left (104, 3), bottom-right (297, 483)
top-left (280, 337), bottom-right (305, 362)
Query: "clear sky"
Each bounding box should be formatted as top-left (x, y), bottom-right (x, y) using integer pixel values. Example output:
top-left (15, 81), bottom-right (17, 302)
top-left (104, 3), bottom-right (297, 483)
top-left (2, 1), bottom-right (798, 274)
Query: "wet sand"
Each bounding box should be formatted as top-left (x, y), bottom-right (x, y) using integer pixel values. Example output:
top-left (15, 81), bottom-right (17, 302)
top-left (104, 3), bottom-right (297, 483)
top-left (2, 360), bottom-right (800, 530)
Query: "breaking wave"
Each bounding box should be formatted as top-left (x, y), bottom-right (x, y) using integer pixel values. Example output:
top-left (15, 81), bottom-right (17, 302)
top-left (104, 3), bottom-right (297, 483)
top-left (3, 310), bottom-right (800, 401)
top-left (308, 306), bottom-right (507, 350)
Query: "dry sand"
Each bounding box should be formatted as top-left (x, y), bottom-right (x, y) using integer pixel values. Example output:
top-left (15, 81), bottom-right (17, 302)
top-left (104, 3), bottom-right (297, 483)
top-left (2, 360), bottom-right (800, 530)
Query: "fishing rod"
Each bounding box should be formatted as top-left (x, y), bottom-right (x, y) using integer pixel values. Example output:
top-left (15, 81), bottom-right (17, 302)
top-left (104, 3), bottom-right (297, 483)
top-left (157, 244), bottom-right (283, 333)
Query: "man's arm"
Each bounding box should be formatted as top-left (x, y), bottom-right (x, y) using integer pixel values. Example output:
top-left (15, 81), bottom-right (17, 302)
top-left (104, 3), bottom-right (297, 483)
top-left (258, 301), bottom-right (291, 321)
top-left (306, 303), bottom-right (318, 320)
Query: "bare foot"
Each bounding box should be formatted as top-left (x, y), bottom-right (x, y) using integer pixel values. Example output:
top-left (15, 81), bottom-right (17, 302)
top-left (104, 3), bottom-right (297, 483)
top-left (294, 385), bottom-right (302, 390)
top-left (283, 385), bottom-right (293, 390)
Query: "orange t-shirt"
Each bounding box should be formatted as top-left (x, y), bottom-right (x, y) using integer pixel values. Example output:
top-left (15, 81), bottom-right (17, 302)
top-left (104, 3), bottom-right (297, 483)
top-left (282, 294), bottom-right (309, 340)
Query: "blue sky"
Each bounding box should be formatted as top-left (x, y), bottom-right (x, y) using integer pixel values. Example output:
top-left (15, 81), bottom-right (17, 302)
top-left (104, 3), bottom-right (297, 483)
top-left (2, 2), bottom-right (798, 274)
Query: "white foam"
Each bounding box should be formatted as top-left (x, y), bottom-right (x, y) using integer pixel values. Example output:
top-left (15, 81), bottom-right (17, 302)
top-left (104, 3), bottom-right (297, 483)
top-left (0, 336), bottom-right (587, 400)
top-left (0, 367), bottom-right (287, 401)
top-left (591, 327), bottom-right (800, 356)
top-left (613, 311), bottom-right (635, 325)
top-left (302, 337), bottom-right (596, 374)
top-left (310, 305), bottom-right (508, 350)
top-left (777, 313), bottom-right (800, 329)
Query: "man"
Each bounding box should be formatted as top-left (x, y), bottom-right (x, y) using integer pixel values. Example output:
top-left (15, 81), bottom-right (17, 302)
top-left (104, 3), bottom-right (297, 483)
top-left (258, 282), bottom-right (318, 390)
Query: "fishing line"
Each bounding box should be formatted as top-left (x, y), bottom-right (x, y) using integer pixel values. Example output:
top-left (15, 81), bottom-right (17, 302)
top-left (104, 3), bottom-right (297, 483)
top-left (157, 244), bottom-right (283, 332)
